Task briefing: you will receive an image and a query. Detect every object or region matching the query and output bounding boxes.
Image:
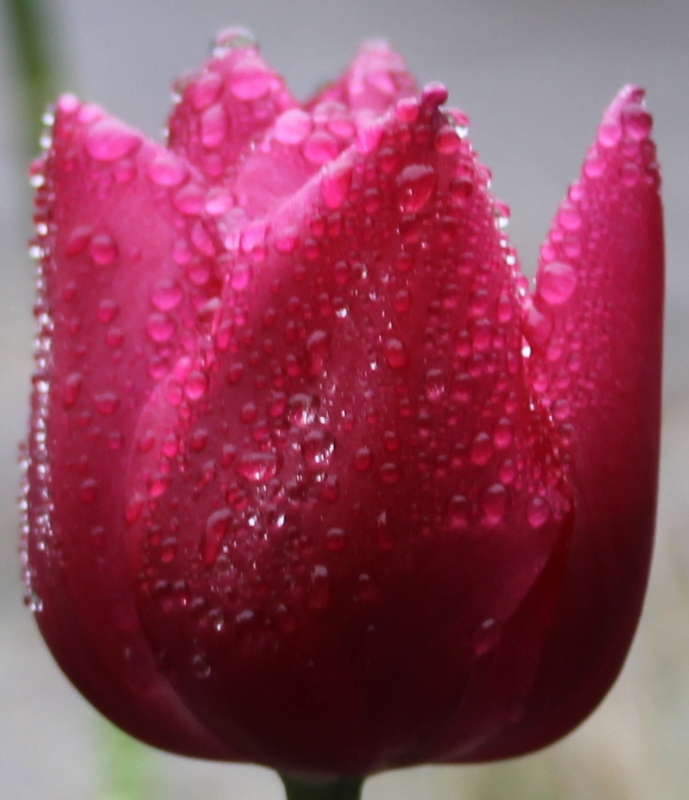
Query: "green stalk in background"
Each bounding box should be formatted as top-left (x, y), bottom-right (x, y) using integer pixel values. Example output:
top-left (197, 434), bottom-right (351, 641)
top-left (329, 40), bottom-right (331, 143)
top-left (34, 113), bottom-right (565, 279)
top-left (3, 0), bottom-right (61, 148)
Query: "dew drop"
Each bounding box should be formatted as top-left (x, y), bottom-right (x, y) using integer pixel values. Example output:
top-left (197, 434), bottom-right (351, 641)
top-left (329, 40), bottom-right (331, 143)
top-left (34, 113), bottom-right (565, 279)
top-left (383, 338), bottom-right (409, 369)
top-left (354, 447), bottom-right (372, 472)
top-left (473, 618), bottom-right (501, 656)
top-left (202, 508), bottom-right (231, 565)
top-left (146, 313), bottom-right (176, 343)
top-left (235, 452), bottom-right (279, 483)
top-left (89, 233), bottom-right (118, 266)
top-left (274, 108), bottom-right (313, 145)
top-left (306, 330), bottom-right (330, 376)
top-left (150, 279), bottom-right (183, 311)
top-left (302, 130), bottom-right (339, 165)
top-left (147, 151), bottom-right (187, 186)
top-left (94, 391), bottom-right (119, 415)
top-left (228, 55), bottom-right (272, 100)
top-left (527, 495), bottom-right (551, 529)
top-left (396, 163), bottom-right (436, 213)
top-left (309, 565), bottom-right (331, 610)
top-left (301, 430), bottom-right (335, 468)
top-left (287, 393), bottom-right (318, 427)
top-left (325, 527), bottom-right (346, 551)
top-left (537, 261), bottom-right (577, 306)
top-left (321, 163), bottom-right (352, 209)
top-left (447, 494), bottom-right (469, 528)
top-left (86, 119), bottom-right (142, 162)
top-left (424, 369), bottom-right (446, 403)
top-left (63, 372), bottom-right (82, 409)
top-left (482, 484), bottom-right (507, 526)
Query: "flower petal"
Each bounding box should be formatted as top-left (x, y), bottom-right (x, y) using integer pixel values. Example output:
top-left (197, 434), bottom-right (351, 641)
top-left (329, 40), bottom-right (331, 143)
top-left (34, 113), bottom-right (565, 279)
top-left (477, 86), bottom-right (663, 758)
top-left (307, 39), bottom-right (418, 115)
top-left (124, 88), bottom-right (572, 773)
top-left (167, 30), bottom-right (295, 182)
top-left (25, 95), bottom-right (234, 759)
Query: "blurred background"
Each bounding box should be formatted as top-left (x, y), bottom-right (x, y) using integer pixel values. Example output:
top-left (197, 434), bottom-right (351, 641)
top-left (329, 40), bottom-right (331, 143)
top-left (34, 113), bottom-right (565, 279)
top-left (1, 0), bottom-right (688, 798)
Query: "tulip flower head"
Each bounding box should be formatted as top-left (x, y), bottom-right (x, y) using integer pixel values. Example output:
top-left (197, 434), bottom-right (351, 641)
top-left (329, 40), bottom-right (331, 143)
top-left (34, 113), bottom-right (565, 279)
top-left (23, 28), bottom-right (663, 788)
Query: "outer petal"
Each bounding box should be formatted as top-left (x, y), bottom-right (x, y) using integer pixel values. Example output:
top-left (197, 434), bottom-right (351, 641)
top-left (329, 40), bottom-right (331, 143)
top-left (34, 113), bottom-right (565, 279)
top-left (124, 88), bottom-right (572, 774)
top-left (25, 96), bottom-right (233, 758)
top-left (473, 87), bottom-right (663, 758)
top-left (306, 39), bottom-right (418, 115)
top-left (168, 30), bottom-right (295, 184)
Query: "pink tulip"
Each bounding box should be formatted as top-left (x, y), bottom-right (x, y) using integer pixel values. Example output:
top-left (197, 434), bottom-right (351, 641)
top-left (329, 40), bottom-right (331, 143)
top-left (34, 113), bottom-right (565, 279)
top-left (23, 28), bottom-right (663, 789)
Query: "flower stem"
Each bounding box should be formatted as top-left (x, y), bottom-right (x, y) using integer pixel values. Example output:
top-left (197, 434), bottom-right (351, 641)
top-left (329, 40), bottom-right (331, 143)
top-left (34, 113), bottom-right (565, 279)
top-left (280, 774), bottom-right (365, 800)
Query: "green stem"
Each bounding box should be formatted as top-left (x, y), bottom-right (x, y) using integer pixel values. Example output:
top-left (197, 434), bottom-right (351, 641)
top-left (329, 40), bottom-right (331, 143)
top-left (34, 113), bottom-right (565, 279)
top-left (280, 774), bottom-right (365, 800)
top-left (3, 0), bottom-right (60, 146)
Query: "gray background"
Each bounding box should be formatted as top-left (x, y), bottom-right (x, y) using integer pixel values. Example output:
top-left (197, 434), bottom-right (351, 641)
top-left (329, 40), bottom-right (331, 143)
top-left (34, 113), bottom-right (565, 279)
top-left (1, 1), bottom-right (688, 798)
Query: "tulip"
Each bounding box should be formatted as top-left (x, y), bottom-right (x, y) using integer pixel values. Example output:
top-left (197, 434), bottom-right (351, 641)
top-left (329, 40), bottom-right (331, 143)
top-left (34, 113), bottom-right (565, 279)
top-left (23, 28), bottom-right (663, 800)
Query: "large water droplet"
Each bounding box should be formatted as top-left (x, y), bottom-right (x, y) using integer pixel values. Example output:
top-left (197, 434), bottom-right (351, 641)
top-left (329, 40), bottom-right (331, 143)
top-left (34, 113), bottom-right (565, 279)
top-left (86, 119), bottom-right (142, 162)
top-left (235, 452), bottom-right (279, 483)
top-left (274, 108), bottom-right (312, 145)
top-left (537, 261), bottom-right (577, 306)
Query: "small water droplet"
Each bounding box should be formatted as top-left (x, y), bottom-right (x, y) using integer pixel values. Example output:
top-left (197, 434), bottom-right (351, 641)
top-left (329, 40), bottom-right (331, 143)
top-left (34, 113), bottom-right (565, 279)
top-left (287, 393), bottom-right (318, 428)
top-left (310, 565), bottom-right (330, 609)
top-left (482, 483), bottom-right (506, 525)
top-left (89, 233), bottom-right (118, 266)
top-left (396, 163), bottom-right (436, 213)
top-left (301, 430), bottom-right (335, 468)
top-left (228, 54), bottom-right (272, 100)
top-left (202, 508), bottom-right (231, 565)
top-left (473, 618), bottom-right (501, 656)
top-left (325, 527), bottom-right (346, 551)
top-left (383, 338), bottom-right (409, 369)
top-left (147, 312), bottom-right (176, 343)
top-left (527, 495), bottom-right (551, 529)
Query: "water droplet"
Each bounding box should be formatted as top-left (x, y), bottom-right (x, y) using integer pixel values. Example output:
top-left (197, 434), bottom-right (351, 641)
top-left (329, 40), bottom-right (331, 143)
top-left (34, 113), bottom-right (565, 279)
top-left (325, 527), bottom-right (346, 551)
top-left (321, 474), bottom-right (340, 501)
top-left (482, 483), bottom-right (506, 525)
top-left (214, 26), bottom-right (257, 54)
top-left (89, 233), bottom-right (117, 266)
top-left (301, 430), bottom-right (335, 468)
top-left (470, 432), bottom-right (493, 466)
top-left (202, 508), bottom-right (231, 565)
top-left (97, 298), bottom-right (119, 323)
top-left (321, 162), bottom-right (352, 209)
top-left (473, 618), bottom-right (501, 656)
top-left (235, 452), bottom-right (279, 483)
top-left (184, 370), bottom-right (207, 401)
top-left (146, 313), bottom-right (176, 343)
top-left (306, 330), bottom-right (330, 376)
top-left (80, 478), bottom-right (97, 503)
top-left (527, 495), bottom-right (551, 529)
top-left (424, 369), bottom-right (446, 403)
top-left (354, 447), bottom-right (372, 472)
top-left (228, 54), bottom-right (272, 100)
top-left (287, 393), bottom-right (318, 428)
top-left (396, 163), bottom-right (436, 213)
top-left (94, 391), bottom-right (119, 415)
top-left (63, 372), bottom-right (82, 409)
top-left (383, 338), bottom-right (409, 369)
top-left (189, 72), bottom-right (224, 111)
top-left (302, 130), bottom-right (339, 165)
top-left (274, 108), bottom-right (312, 145)
top-left (86, 119), bottom-right (141, 162)
top-left (191, 652), bottom-right (212, 679)
top-left (200, 104), bottom-right (228, 148)
top-left (598, 120), bottom-right (622, 149)
top-left (150, 279), bottom-right (183, 312)
top-left (537, 261), bottom-right (577, 306)
top-left (447, 494), bottom-right (469, 528)
top-left (379, 463), bottom-right (400, 484)
top-left (622, 103), bottom-right (652, 141)
top-left (147, 151), bottom-right (187, 186)
top-left (310, 565), bottom-right (330, 610)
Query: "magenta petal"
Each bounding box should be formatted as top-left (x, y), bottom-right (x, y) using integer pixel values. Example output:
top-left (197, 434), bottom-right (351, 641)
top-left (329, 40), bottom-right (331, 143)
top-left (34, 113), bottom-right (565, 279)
top-left (168, 31), bottom-right (295, 183)
top-left (480, 86), bottom-right (663, 758)
top-left (25, 96), bottom-right (234, 759)
top-left (124, 90), bottom-right (571, 774)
